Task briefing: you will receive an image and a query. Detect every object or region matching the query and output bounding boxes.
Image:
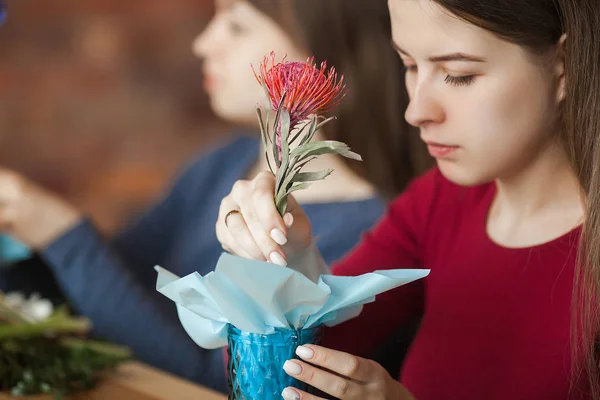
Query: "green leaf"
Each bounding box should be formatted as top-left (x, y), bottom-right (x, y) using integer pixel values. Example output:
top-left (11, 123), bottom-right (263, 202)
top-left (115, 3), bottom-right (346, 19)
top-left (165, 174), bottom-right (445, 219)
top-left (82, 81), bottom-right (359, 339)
top-left (292, 156), bottom-right (316, 174)
top-left (277, 162), bottom-right (299, 200)
top-left (291, 140), bottom-right (363, 161)
top-left (271, 126), bottom-right (279, 168)
top-left (299, 116), bottom-right (319, 146)
top-left (277, 168), bottom-right (333, 202)
top-left (275, 196), bottom-right (288, 216)
top-left (293, 169), bottom-right (334, 183)
top-left (271, 93), bottom-right (288, 168)
top-left (283, 182), bottom-right (313, 198)
top-left (264, 153), bottom-right (274, 175)
top-left (288, 120), bottom-right (312, 145)
top-left (274, 108), bottom-right (291, 212)
top-left (257, 107), bottom-right (268, 151)
top-left (280, 108), bottom-right (291, 154)
top-left (256, 107), bottom-right (274, 174)
top-left (275, 181), bottom-right (312, 215)
top-left (260, 80), bottom-right (272, 143)
top-left (272, 92), bottom-right (287, 134)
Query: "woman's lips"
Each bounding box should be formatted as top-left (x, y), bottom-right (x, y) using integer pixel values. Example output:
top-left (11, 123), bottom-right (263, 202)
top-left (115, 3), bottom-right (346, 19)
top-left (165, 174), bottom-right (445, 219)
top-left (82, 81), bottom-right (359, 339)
top-left (203, 73), bottom-right (220, 92)
top-left (425, 141), bottom-right (460, 158)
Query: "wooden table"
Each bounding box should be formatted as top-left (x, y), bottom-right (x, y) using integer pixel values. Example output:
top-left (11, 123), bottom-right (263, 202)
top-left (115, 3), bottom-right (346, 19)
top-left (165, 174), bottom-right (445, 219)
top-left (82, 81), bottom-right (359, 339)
top-left (0, 362), bottom-right (228, 400)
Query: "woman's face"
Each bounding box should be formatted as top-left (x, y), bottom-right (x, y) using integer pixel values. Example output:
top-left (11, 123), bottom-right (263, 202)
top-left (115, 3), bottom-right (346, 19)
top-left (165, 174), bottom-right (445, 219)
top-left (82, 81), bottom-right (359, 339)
top-left (389, 0), bottom-right (566, 186)
top-left (193, 0), bottom-right (308, 126)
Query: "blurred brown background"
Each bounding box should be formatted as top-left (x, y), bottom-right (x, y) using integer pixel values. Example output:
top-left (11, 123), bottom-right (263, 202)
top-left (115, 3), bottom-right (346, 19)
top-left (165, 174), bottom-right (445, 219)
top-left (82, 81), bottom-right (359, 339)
top-left (0, 0), bottom-right (230, 233)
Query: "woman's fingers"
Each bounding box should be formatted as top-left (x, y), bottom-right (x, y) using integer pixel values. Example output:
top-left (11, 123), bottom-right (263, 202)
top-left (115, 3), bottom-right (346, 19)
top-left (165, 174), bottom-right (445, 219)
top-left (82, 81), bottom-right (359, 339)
top-left (224, 209), bottom-right (269, 261)
top-left (216, 171), bottom-right (313, 263)
top-left (282, 359), bottom-right (362, 399)
top-left (232, 175), bottom-right (287, 265)
top-left (217, 193), bottom-right (264, 260)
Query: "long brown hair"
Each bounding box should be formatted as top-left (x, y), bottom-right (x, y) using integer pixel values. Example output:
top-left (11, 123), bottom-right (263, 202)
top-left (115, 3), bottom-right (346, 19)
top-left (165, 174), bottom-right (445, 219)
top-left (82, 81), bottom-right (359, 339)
top-left (429, 0), bottom-right (600, 396)
top-left (247, 0), bottom-right (432, 198)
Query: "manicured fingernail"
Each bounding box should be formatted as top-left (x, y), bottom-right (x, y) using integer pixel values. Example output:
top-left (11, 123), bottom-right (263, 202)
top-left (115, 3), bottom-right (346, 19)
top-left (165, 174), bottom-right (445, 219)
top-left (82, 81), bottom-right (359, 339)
top-left (270, 229), bottom-right (287, 245)
top-left (283, 360), bottom-right (302, 376)
top-left (269, 252), bottom-right (287, 266)
top-left (284, 213), bottom-right (294, 228)
top-left (282, 387), bottom-right (300, 400)
top-left (295, 346), bottom-right (314, 360)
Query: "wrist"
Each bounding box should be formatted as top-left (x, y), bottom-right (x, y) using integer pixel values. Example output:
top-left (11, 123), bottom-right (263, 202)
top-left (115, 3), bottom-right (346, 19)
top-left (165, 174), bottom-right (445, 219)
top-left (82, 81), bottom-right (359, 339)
top-left (18, 189), bottom-right (82, 250)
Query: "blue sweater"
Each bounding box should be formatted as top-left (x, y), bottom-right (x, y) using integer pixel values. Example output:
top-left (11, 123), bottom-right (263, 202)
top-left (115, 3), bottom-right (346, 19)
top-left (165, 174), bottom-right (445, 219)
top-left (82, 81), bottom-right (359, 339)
top-left (0, 135), bottom-right (384, 392)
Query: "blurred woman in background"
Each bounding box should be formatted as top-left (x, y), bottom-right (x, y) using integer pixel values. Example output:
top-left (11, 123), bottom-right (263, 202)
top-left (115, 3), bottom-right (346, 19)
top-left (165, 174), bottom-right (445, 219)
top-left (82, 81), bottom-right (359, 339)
top-left (0, 0), bottom-right (429, 392)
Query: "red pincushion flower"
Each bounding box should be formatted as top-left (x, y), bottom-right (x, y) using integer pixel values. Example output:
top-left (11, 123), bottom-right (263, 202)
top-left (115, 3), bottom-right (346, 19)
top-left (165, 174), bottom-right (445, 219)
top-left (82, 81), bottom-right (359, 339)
top-left (253, 52), bottom-right (347, 162)
top-left (254, 52), bottom-right (347, 127)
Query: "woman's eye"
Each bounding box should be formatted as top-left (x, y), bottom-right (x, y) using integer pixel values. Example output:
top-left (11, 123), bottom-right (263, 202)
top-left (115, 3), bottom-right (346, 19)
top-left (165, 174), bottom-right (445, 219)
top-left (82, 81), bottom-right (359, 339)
top-left (444, 74), bottom-right (476, 87)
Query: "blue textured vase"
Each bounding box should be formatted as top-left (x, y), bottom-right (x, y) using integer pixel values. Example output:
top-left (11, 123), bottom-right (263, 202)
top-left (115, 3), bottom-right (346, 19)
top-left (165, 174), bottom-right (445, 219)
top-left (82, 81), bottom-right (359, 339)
top-left (227, 324), bottom-right (323, 399)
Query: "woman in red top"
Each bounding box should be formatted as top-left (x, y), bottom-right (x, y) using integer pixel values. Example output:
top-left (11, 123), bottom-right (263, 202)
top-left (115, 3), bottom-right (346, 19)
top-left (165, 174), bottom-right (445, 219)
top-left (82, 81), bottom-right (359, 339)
top-left (216, 0), bottom-right (600, 399)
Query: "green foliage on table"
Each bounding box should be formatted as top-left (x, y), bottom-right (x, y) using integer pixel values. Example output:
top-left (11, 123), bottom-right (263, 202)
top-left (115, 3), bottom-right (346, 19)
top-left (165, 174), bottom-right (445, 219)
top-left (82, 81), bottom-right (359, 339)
top-left (0, 294), bottom-right (131, 399)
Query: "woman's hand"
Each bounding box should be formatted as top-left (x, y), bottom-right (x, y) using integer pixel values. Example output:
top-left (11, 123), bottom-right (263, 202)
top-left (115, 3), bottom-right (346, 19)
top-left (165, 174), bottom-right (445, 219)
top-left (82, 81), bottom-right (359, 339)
top-left (281, 345), bottom-right (415, 400)
top-left (216, 171), bottom-right (313, 266)
top-left (0, 168), bottom-right (81, 249)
